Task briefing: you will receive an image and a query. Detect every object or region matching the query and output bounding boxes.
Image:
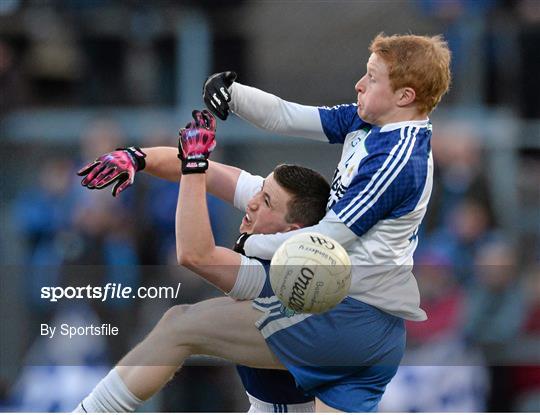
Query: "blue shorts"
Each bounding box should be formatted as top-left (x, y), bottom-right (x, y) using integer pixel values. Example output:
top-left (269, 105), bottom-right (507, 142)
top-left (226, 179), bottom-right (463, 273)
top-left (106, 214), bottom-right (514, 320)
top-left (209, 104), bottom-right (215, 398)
top-left (253, 295), bottom-right (406, 412)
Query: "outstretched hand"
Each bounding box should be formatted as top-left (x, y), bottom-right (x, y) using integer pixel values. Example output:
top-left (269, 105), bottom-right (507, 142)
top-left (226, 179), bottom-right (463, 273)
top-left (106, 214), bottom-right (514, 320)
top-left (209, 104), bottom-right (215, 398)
top-left (77, 147), bottom-right (146, 197)
top-left (178, 109), bottom-right (217, 174)
top-left (203, 71), bottom-right (237, 120)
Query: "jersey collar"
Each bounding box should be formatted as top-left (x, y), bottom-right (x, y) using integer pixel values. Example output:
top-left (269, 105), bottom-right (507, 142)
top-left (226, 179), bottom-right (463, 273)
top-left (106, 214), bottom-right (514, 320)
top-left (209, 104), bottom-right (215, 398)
top-left (379, 119), bottom-right (430, 133)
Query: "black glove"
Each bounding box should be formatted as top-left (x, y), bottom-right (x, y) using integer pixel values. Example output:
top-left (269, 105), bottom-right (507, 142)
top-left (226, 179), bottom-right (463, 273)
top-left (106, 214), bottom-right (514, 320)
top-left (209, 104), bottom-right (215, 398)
top-left (232, 233), bottom-right (251, 255)
top-left (203, 71), bottom-right (237, 120)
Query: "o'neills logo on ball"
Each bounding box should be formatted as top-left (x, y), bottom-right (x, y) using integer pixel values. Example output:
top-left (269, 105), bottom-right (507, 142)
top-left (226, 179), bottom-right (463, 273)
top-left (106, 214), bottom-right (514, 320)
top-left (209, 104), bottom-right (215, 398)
top-left (288, 267), bottom-right (314, 311)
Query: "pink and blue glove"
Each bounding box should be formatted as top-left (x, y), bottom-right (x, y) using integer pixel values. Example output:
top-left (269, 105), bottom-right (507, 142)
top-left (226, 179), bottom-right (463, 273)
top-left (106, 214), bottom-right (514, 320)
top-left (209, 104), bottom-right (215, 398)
top-left (178, 109), bottom-right (217, 174)
top-left (77, 147), bottom-right (146, 197)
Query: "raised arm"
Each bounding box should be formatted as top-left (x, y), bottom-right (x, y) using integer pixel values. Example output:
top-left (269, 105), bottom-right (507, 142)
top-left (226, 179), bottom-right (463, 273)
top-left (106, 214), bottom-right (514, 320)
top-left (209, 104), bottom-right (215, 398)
top-left (176, 172), bottom-right (242, 292)
top-left (143, 146), bottom-right (242, 204)
top-left (78, 145), bottom-right (242, 204)
top-left (175, 111), bottom-right (266, 296)
top-left (229, 83), bottom-right (327, 141)
top-left (203, 72), bottom-right (327, 141)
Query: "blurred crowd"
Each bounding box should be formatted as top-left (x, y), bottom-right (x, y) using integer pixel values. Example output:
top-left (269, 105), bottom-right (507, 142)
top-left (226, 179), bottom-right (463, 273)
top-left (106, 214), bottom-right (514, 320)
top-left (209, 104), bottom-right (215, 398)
top-left (1, 0), bottom-right (539, 412)
top-left (1, 0), bottom-right (540, 114)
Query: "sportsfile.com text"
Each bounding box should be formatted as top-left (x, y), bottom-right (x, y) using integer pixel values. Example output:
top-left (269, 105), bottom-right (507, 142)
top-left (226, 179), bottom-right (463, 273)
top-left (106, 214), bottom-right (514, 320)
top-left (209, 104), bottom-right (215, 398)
top-left (41, 283), bottom-right (182, 302)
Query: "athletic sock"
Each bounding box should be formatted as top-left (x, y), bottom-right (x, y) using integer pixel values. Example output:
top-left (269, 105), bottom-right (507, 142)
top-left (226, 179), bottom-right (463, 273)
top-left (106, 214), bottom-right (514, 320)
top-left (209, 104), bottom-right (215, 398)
top-left (73, 368), bottom-right (143, 412)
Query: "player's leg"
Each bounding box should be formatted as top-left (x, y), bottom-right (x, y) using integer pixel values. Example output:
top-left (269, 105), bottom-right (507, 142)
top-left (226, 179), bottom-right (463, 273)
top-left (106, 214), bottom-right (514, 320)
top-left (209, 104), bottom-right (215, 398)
top-left (76, 297), bottom-right (283, 412)
top-left (118, 297), bottom-right (283, 399)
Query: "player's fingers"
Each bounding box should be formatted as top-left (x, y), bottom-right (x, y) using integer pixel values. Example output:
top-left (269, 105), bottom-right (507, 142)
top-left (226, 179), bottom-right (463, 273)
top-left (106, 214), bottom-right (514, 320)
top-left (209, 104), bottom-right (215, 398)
top-left (224, 71), bottom-right (237, 86)
top-left (81, 162), bottom-right (106, 186)
top-left (90, 166), bottom-right (119, 189)
top-left (192, 110), bottom-right (205, 127)
top-left (184, 120), bottom-right (196, 130)
top-left (204, 96), bottom-right (227, 120)
top-left (208, 85), bottom-right (229, 110)
top-left (178, 139), bottom-right (188, 158)
top-left (77, 160), bottom-right (100, 177)
top-left (216, 87), bottom-right (230, 106)
top-left (111, 173), bottom-right (130, 197)
top-left (202, 110), bottom-right (216, 131)
top-left (204, 94), bottom-right (217, 111)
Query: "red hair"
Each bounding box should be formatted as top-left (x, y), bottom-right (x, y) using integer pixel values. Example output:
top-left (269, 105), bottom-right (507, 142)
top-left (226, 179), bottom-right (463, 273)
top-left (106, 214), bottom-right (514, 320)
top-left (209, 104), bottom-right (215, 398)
top-left (370, 33), bottom-right (452, 114)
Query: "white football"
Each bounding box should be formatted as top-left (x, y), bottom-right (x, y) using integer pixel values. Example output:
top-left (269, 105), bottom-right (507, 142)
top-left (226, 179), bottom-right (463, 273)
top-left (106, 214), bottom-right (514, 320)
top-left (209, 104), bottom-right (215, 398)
top-left (270, 232), bottom-right (351, 314)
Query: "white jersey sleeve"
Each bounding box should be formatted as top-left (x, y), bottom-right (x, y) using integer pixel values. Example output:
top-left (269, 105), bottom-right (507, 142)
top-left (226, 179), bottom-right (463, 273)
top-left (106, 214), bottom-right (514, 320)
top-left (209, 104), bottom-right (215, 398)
top-left (227, 255), bottom-right (267, 300)
top-left (243, 210), bottom-right (357, 260)
top-left (233, 170), bottom-right (264, 212)
top-left (229, 83), bottom-right (327, 141)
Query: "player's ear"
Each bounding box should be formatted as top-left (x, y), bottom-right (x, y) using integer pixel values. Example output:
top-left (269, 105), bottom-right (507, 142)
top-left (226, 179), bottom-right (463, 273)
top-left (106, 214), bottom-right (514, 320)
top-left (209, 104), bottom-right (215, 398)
top-left (285, 223), bottom-right (302, 232)
top-left (396, 87), bottom-right (416, 107)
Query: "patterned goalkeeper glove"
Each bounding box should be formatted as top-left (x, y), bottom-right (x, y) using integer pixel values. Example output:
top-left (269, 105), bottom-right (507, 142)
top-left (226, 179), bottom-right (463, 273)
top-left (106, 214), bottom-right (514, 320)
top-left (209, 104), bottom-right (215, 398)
top-left (77, 147), bottom-right (146, 197)
top-left (203, 71), bottom-right (237, 120)
top-left (178, 109), bottom-right (217, 174)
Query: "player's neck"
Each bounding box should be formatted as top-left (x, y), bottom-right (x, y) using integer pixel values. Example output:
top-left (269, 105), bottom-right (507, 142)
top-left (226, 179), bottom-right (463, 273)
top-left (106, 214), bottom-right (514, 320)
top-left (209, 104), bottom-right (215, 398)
top-left (376, 108), bottom-right (427, 127)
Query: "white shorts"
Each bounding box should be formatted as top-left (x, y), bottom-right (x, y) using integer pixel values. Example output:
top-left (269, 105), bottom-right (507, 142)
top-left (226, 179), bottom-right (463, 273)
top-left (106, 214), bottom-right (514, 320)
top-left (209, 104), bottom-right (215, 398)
top-left (246, 392), bottom-right (315, 413)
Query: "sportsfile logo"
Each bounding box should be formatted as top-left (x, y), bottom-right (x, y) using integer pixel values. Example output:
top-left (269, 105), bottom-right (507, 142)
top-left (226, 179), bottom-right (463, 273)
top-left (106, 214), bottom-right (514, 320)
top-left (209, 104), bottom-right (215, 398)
top-left (41, 283), bottom-right (181, 303)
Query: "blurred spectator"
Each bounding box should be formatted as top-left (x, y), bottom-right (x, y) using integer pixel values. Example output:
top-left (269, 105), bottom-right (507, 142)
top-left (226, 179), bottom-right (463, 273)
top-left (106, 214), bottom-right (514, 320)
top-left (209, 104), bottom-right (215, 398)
top-left (12, 157), bottom-right (78, 310)
top-left (465, 238), bottom-right (525, 348)
top-left (408, 250), bottom-right (465, 346)
top-left (428, 198), bottom-right (497, 285)
top-left (427, 126), bottom-right (491, 233)
top-left (464, 238), bottom-right (526, 411)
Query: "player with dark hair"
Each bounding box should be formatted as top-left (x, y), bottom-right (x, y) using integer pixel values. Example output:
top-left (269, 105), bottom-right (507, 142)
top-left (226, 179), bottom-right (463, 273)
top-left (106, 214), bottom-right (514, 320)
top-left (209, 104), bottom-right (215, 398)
top-left (76, 111), bottom-right (330, 413)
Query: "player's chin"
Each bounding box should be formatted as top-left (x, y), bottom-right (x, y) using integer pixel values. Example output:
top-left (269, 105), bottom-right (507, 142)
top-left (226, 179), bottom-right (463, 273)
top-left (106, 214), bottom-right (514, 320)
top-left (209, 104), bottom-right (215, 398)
top-left (358, 108), bottom-right (374, 124)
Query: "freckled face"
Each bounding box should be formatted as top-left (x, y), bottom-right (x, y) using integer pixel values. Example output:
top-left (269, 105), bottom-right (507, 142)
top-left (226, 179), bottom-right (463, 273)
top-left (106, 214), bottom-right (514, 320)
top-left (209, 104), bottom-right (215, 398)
top-left (239, 173), bottom-right (295, 235)
top-left (354, 53), bottom-right (397, 125)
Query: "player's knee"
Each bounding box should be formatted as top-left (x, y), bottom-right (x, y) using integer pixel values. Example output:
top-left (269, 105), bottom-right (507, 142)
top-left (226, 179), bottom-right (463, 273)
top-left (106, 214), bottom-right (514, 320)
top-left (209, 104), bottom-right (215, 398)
top-left (164, 304), bottom-right (190, 319)
top-left (154, 304), bottom-right (199, 349)
top-left (157, 304), bottom-right (190, 330)
top-left (154, 304), bottom-right (189, 338)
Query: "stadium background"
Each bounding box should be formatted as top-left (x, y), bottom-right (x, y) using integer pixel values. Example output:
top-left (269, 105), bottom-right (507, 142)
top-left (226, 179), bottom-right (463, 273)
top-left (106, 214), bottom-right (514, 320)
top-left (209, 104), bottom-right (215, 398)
top-left (0, 0), bottom-right (539, 412)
